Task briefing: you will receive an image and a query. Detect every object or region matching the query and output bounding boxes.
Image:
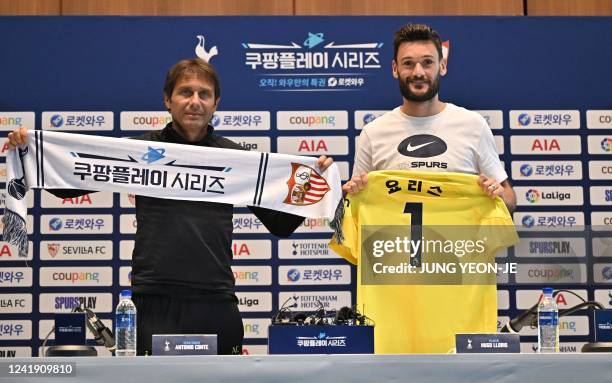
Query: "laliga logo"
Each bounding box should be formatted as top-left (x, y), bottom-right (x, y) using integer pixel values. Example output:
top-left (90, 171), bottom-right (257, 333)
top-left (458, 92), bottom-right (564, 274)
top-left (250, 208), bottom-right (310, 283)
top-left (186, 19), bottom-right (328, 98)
top-left (284, 163), bottom-right (330, 206)
top-left (525, 189), bottom-right (540, 203)
top-left (602, 138), bottom-right (612, 152)
top-left (195, 35), bottom-right (218, 63)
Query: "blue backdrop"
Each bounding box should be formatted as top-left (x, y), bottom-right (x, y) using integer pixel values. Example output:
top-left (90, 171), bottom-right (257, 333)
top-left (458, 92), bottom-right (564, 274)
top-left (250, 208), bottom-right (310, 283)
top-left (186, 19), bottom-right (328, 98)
top-left (0, 16), bottom-right (611, 356)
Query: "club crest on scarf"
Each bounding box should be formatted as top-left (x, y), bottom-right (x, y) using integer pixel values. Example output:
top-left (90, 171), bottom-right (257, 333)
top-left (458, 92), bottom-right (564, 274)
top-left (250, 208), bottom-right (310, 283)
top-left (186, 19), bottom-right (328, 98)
top-left (284, 163), bottom-right (330, 206)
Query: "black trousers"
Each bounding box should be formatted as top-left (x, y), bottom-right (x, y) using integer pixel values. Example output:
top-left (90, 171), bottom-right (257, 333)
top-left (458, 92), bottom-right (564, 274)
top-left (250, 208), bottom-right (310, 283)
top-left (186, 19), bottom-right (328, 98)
top-left (132, 293), bottom-right (244, 356)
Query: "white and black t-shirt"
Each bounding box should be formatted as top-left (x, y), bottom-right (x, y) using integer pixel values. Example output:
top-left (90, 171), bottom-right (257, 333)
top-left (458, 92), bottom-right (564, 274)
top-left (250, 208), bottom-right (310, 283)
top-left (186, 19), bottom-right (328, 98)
top-left (353, 103), bottom-right (507, 182)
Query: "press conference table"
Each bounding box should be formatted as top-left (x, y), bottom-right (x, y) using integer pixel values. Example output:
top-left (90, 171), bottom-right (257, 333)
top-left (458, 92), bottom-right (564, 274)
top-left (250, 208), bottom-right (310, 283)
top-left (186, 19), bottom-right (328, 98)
top-left (3, 354), bottom-right (610, 382)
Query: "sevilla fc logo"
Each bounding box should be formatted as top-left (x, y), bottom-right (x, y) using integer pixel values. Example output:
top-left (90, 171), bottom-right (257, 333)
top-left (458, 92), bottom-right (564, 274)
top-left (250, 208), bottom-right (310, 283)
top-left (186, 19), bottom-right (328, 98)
top-left (48, 243), bottom-right (60, 258)
top-left (284, 163), bottom-right (330, 206)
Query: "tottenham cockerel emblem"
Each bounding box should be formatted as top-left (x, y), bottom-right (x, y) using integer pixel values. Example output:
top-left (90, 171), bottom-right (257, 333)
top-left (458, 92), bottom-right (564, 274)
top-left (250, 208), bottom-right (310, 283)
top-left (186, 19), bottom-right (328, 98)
top-left (284, 163), bottom-right (330, 206)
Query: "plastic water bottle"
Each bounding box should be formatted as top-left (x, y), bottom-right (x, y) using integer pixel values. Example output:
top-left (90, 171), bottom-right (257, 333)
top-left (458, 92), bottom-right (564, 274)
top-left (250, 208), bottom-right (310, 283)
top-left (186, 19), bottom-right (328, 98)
top-left (115, 290), bottom-right (137, 356)
top-left (537, 287), bottom-right (559, 353)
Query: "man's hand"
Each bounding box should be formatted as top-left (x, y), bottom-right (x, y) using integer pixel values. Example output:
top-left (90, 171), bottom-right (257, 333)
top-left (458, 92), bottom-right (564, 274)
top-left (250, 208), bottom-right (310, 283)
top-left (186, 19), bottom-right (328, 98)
top-left (477, 174), bottom-right (504, 199)
top-left (316, 155), bottom-right (333, 172)
top-left (477, 174), bottom-right (516, 213)
top-left (342, 173), bottom-right (368, 195)
top-left (6, 127), bottom-right (28, 150)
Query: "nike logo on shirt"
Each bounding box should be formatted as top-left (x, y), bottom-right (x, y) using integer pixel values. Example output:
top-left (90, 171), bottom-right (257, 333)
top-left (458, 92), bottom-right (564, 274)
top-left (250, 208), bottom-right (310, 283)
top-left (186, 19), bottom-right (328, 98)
top-left (406, 141), bottom-right (435, 152)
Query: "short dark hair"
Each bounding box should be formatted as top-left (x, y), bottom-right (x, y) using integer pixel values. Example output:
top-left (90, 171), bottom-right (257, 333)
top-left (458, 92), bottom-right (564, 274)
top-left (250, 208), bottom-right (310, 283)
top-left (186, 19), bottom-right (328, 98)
top-left (393, 23), bottom-right (443, 61)
top-left (163, 58), bottom-right (221, 101)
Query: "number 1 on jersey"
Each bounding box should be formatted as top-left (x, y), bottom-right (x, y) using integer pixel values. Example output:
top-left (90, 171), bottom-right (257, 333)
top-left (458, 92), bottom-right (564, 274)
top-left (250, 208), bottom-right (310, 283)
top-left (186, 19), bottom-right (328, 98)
top-left (404, 202), bottom-right (423, 267)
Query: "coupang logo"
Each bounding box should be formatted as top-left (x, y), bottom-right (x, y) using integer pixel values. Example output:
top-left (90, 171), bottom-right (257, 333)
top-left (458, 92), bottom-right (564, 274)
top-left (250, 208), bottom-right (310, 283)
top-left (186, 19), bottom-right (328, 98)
top-left (525, 189), bottom-right (541, 203)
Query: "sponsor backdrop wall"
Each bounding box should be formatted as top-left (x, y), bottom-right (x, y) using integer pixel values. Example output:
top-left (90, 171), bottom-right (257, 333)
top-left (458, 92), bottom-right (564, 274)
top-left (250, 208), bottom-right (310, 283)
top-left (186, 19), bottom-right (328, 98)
top-left (0, 16), bottom-right (611, 357)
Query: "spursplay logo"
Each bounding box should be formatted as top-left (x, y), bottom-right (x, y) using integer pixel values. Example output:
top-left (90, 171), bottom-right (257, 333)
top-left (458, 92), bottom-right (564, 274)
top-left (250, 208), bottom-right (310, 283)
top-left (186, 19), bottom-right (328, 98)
top-left (397, 134), bottom-right (447, 158)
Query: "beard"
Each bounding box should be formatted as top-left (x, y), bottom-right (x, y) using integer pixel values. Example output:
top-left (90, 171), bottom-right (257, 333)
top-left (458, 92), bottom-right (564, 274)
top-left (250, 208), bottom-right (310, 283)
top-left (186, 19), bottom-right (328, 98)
top-left (398, 71), bottom-right (441, 102)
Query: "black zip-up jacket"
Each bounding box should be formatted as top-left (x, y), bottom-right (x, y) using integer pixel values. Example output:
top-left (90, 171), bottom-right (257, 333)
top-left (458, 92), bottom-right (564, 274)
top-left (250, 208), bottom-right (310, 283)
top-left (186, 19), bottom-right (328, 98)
top-left (50, 124), bottom-right (305, 299)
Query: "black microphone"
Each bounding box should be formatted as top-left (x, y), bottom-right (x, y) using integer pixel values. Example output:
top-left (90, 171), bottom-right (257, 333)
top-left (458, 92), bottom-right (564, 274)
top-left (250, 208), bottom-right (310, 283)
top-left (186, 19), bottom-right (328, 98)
top-left (73, 307), bottom-right (116, 352)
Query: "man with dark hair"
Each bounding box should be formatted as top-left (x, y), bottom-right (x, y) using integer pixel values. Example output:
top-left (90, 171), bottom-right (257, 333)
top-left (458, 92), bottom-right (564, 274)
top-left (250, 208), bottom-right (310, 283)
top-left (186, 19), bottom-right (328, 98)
top-left (8, 58), bottom-right (333, 355)
top-left (345, 23), bottom-right (516, 211)
top-left (335, 23), bottom-right (517, 353)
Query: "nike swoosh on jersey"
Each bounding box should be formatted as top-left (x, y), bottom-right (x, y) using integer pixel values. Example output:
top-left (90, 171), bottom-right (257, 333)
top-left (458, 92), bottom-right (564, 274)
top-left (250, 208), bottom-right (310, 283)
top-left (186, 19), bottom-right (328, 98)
top-left (406, 141), bottom-right (435, 152)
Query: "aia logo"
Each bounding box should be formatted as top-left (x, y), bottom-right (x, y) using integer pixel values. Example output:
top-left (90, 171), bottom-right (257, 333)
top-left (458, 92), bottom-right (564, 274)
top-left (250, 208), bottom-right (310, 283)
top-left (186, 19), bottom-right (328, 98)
top-left (47, 243), bottom-right (60, 258)
top-left (531, 139), bottom-right (560, 151)
top-left (298, 139), bottom-right (328, 152)
top-left (62, 195), bottom-right (92, 205)
top-left (232, 243), bottom-right (251, 256)
top-left (397, 134), bottom-right (447, 158)
top-left (0, 244), bottom-right (13, 257)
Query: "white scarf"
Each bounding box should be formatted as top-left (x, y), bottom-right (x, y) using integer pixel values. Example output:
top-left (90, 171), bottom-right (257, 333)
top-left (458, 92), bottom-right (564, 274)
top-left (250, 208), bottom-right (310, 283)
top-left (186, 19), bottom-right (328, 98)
top-left (3, 130), bottom-right (342, 257)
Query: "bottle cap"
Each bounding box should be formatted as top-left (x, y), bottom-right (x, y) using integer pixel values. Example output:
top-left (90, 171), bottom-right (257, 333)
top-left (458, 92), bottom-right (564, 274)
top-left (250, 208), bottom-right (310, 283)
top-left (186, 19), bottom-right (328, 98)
top-left (120, 289), bottom-right (132, 299)
top-left (542, 287), bottom-right (553, 295)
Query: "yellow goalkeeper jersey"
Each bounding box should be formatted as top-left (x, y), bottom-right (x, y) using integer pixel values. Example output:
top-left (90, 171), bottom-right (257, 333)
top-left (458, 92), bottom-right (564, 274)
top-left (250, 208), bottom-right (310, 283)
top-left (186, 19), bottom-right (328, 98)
top-left (330, 170), bottom-right (518, 354)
